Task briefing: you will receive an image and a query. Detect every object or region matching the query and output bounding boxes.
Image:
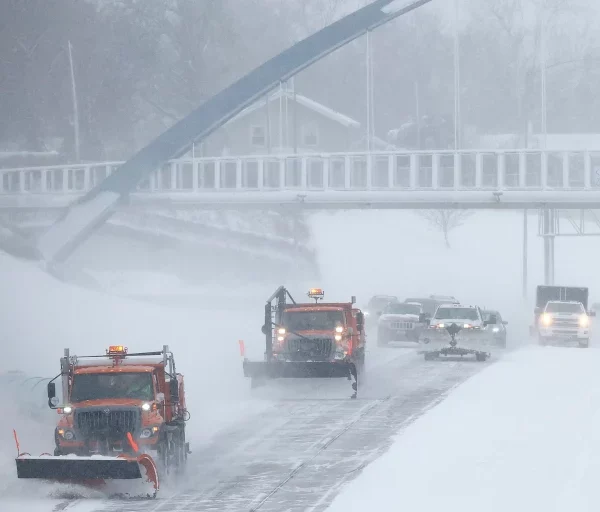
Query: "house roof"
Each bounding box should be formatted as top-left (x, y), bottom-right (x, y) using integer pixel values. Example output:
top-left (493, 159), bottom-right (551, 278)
top-left (230, 89), bottom-right (361, 129)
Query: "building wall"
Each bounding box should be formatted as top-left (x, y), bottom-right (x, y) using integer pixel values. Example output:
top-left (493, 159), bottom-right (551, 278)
top-left (200, 100), bottom-right (359, 156)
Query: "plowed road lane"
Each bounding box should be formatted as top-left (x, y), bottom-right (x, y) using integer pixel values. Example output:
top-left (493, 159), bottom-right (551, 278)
top-left (65, 348), bottom-right (493, 512)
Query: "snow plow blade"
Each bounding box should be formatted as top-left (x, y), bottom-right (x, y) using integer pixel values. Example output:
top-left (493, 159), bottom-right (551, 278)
top-left (243, 360), bottom-right (354, 379)
top-left (15, 454), bottom-right (159, 495)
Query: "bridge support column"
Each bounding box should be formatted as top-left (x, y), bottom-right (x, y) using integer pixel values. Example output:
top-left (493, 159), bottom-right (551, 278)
top-left (541, 208), bottom-right (556, 285)
top-left (522, 209), bottom-right (527, 298)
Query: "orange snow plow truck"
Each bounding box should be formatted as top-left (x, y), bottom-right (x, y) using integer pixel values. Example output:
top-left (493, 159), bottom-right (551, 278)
top-left (243, 287), bottom-right (366, 398)
top-left (14, 345), bottom-right (190, 498)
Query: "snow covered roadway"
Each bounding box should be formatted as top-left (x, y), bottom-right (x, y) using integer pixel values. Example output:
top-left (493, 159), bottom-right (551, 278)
top-left (5, 348), bottom-right (492, 512)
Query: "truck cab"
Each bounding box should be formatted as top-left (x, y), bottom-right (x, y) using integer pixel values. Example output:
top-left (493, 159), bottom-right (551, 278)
top-left (47, 346), bottom-right (188, 461)
top-left (274, 289), bottom-right (365, 366)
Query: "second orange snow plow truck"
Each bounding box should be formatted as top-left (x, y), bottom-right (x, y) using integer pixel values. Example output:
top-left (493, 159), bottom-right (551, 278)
top-left (15, 345), bottom-right (190, 497)
top-left (243, 287), bottom-right (366, 398)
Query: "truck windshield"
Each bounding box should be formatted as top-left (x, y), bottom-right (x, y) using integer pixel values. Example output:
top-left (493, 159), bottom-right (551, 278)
top-left (70, 372), bottom-right (154, 402)
top-left (435, 307), bottom-right (479, 321)
top-left (283, 310), bottom-right (344, 331)
top-left (546, 302), bottom-right (584, 314)
top-left (385, 303), bottom-right (421, 315)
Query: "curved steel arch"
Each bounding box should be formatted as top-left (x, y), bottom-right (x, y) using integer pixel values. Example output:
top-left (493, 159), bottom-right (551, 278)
top-left (38, 0), bottom-right (433, 263)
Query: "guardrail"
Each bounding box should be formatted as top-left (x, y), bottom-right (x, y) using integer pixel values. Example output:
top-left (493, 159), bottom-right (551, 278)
top-left (2, 150), bottom-right (600, 195)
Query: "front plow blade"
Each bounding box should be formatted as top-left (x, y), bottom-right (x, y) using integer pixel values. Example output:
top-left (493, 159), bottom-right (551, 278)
top-left (243, 360), bottom-right (358, 398)
top-left (244, 360), bottom-right (353, 379)
top-left (16, 454), bottom-right (159, 497)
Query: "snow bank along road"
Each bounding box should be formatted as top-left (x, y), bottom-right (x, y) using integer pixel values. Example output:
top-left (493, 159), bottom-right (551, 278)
top-left (3, 346), bottom-right (494, 512)
top-left (328, 345), bottom-right (600, 512)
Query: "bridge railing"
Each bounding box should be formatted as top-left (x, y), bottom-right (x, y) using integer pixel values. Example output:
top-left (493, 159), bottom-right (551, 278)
top-left (2, 150), bottom-right (600, 194)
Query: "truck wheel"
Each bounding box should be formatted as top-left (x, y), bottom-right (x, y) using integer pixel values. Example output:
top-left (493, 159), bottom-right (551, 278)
top-left (174, 429), bottom-right (187, 473)
top-left (476, 352), bottom-right (487, 362)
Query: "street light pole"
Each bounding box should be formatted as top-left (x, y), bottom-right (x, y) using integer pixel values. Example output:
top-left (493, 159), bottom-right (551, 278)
top-left (540, 18), bottom-right (547, 150)
top-left (453, 0), bottom-right (460, 150)
top-left (67, 40), bottom-right (80, 162)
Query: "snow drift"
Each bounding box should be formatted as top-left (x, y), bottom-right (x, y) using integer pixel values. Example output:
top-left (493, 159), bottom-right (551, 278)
top-left (327, 345), bottom-right (600, 512)
top-left (0, 251), bottom-right (272, 502)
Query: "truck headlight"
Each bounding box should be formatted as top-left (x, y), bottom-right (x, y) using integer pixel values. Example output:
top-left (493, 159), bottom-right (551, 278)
top-left (579, 315), bottom-right (589, 327)
top-left (335, 326), bottom-right (343, 333)
top-left (141, 403), bottom-right (151, 412)
top-left (140, 428), bottom-right (152, 439)
top-left (58, 429), bottom-right (75, 440)
top-left (62, 406), bottom-right (73, 414)
top-left (278, 328), bottom-right (286, 334)
top-left (541, 313), bottom-right (552, 326)
top-left (335, 334), bottom-right (342, 341)
top-left (492, 327), bottom-right (500, 333)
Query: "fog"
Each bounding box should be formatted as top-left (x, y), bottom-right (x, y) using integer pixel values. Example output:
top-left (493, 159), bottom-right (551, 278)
top-left (3, 0), bottom-right (600, 509)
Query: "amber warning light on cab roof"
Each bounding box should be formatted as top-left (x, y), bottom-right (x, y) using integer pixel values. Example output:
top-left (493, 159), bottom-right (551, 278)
top-left (107, 345), bottom-right (128, 355)
top-left (308, 288), bottom-right (324, 298)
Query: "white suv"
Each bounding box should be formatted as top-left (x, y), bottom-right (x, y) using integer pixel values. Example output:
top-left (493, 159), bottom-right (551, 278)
top-left (420, 303), bottom-right (493, 349)
top-left (538, 301), bottom-right (591, 348)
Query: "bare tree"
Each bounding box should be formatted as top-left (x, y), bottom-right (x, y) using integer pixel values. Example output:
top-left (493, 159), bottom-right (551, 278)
top-left (418, 210), bottom-right (473, 248)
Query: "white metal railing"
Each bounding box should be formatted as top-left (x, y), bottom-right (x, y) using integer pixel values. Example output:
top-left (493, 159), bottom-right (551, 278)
top-left (2, 150), bottom-right (600, 195)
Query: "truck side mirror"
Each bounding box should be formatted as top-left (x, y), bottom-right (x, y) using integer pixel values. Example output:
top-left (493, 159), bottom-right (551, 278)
top-left (589, 311), bottom-right (597, 317)
top-left (356, 312), bottom-right (364, 330)
top-left (261, 324), bottom-right (268, 335)
top-left (47, 382), bottom-right (58, 408)
top-left (170, 379), bottom-right (179, 402)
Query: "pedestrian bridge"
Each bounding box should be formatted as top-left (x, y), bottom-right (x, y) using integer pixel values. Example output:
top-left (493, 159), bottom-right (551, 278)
top-left (3, 149), bottom-right (600, 210)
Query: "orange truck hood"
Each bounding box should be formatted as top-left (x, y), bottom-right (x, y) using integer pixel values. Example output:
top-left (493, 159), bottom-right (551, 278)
top-left (71, 398), bottom-right (148, 408)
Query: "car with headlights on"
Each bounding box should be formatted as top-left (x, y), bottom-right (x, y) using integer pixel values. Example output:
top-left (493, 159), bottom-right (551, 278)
top-left (481, 309), bottom-right (508, 348)
top-left (420, 303), bottom-right (494, 350)
top-left (363, 295), bottom-right (399, 322)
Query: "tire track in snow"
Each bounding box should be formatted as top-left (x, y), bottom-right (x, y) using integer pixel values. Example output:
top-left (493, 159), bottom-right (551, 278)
top-left (85, 351), bottom-right (493, 512)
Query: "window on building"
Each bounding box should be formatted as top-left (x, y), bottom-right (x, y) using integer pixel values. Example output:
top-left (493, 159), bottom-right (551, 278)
top-left (302, 123), bottom-right (319, 147)
top-left (251, 125), bottom-right (266, 147)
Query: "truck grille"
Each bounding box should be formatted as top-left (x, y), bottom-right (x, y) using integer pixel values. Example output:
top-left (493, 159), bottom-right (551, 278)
top-left (553, 319), bottom-right (578, 327)
top-left (391, 321), bottom-right (414, 330)
top-left (75, 408), bottom-right (140, 436)
top-left (286, 337), bottom-right (333, 359)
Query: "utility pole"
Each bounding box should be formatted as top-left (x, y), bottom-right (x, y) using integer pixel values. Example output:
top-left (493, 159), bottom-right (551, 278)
top-left (415, 80), bottom-right (421, 149)
top-left (68, 40), bottom-right (80, 162)
top-left (540, 18), bottom-right (548, 150)
top-left (366, 30), bottom-right (372, 151)
top-left (453, 0), bottom-right (460, 150)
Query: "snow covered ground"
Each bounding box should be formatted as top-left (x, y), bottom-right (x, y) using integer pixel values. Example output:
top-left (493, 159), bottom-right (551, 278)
top-left (327, 345), bottom-right (600, 512)
top-left (0, 251), bottom-right (274, 503)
